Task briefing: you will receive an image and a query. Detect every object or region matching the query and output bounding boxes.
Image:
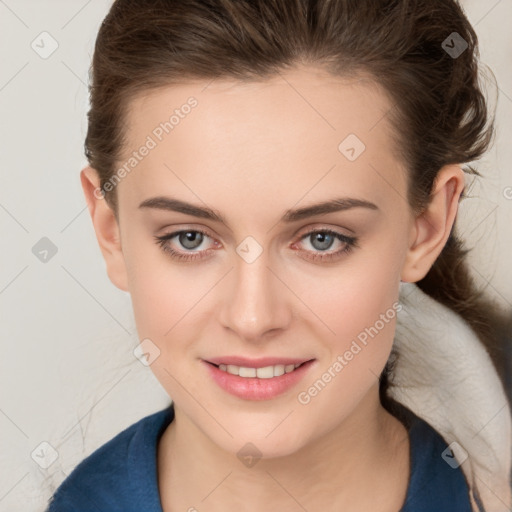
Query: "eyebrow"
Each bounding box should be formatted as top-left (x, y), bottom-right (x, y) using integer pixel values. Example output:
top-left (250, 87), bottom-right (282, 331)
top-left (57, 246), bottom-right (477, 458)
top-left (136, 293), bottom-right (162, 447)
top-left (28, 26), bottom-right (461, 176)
top-left (138, 196), bottom-right (379, 225)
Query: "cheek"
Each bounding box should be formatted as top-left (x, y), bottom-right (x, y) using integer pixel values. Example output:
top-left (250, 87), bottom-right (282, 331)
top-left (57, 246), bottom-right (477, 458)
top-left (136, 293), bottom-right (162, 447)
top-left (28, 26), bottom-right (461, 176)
top-left (124, 239), bottom-right (206, 342)
top-left (294, 274), bottom-right (400, 421)
top-left (300, 247), bottom-right (401, 341)
top-left (127, 261), bottom-right (212, 401)
top-left (293, 244), bottom-right (402, 391)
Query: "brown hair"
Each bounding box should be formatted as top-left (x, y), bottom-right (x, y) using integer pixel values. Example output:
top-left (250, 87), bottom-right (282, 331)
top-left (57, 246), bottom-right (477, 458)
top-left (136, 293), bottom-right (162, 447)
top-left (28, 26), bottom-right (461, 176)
top-left (85, 0), bottom-right (509, 413)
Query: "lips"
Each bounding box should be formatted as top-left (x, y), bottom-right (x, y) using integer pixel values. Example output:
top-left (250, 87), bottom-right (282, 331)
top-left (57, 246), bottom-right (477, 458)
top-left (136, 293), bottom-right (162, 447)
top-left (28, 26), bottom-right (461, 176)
top-left (202, 357), bottom-right (316, 400)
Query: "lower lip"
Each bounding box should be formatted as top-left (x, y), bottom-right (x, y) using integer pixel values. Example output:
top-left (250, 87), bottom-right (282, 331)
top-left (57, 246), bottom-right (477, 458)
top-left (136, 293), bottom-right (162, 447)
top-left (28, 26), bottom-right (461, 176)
top-left (202, 360), bottom-right (315, 401)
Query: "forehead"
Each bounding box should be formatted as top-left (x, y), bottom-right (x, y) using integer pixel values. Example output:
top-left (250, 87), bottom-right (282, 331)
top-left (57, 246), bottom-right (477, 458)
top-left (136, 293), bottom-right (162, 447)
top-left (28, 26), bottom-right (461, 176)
top-left (118, 66), bottom-right (406, 214)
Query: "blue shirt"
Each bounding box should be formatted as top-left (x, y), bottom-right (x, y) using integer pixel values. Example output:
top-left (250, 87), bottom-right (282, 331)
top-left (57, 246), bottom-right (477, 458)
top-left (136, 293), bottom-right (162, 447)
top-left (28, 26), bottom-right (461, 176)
top-left (46, 403), bottom-right (472, 512)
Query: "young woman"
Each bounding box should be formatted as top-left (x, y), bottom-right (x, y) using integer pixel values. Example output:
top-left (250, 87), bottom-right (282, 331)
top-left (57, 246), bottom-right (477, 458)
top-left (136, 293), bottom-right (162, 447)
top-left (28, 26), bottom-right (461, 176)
top-left (46, 0), bottom-right (511, 511)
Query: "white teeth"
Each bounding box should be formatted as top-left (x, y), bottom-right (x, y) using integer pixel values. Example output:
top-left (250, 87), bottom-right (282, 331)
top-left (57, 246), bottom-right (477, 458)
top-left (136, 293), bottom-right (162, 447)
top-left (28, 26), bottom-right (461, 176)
top-left (239, 367), bottom-right (257, 378)
top-left (217, 362), bottom-right (304, 378)
top-left (256, 366), bottom-right (274, 379)
top-left (273, 364), bottom-right (285, 377)
top-left (226, 364), bottom-right (239, 375)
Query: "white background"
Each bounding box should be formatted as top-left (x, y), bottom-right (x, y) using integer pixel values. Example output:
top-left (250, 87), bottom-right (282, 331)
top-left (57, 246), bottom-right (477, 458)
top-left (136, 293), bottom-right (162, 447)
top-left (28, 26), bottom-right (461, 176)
top-left (0, 1), bottom-right (511, 510)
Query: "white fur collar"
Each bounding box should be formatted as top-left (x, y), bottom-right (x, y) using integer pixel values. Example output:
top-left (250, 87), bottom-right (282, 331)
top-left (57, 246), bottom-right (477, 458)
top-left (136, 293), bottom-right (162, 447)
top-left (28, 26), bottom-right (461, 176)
top-left (390, 282), bottom-right (512, 512)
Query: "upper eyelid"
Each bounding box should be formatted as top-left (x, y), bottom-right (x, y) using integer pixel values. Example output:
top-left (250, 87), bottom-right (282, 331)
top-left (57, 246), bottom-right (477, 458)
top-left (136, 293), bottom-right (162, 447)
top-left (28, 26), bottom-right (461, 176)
top-left (160, 221), bottom-right (354, 237)
top-left (160, 224), bottom-right (350, 236)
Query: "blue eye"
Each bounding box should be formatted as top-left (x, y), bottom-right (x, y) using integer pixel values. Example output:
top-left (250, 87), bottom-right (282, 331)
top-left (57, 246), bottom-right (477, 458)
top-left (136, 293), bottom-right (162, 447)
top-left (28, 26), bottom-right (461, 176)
top-left (154, 229), bottom-right (214, 261)
top-left (295, 229), bottom-right (358, 262)
top-left (154, 228), bottom-right (358, 263)
top-left (173, 231), bottom-right (205, 250)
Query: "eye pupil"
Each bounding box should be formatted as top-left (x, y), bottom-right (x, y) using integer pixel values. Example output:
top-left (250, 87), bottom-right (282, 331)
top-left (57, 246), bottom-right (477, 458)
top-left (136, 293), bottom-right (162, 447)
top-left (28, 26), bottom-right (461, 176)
top-left (180, 231), bottom-right (203, 249)
top-left (311, 232), bottom-right (334, 251)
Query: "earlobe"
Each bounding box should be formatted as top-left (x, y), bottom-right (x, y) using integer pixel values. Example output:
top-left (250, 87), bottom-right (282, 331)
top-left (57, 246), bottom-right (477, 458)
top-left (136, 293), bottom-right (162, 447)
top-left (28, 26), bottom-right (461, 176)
top-left (80, 166), bottom-right (129, 292)
top-left (400, 165), bottom-right (466, 283)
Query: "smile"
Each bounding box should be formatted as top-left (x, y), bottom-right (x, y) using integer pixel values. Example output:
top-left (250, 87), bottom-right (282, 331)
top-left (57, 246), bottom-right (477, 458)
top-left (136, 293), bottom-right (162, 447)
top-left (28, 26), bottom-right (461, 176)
top-left (215, 362), bottom-right (303, 379)
top-left (203, 359), bottom-right (316, 400)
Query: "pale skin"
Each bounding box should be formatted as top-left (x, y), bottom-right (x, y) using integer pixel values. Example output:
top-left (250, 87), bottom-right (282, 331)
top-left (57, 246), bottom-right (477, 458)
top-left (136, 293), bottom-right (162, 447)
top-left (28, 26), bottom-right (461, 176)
top-left (81, 66), bottom-right (465, 511)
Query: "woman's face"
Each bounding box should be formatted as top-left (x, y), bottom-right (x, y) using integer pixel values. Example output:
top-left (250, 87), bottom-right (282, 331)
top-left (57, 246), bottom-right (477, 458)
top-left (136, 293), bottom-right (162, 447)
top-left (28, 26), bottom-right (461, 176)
top-left (113, 66), bottom-right (415, 456)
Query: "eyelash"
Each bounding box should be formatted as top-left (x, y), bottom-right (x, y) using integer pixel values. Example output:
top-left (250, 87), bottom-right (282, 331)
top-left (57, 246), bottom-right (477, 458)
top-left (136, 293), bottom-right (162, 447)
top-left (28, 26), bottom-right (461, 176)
top-left (154, 228), bottom-right (358, 263)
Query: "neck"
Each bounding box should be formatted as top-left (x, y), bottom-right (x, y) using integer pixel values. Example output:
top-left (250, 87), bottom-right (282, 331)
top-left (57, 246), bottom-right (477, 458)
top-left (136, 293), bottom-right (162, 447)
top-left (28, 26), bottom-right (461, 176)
top-left (158, 384), bottom-right (410, 512)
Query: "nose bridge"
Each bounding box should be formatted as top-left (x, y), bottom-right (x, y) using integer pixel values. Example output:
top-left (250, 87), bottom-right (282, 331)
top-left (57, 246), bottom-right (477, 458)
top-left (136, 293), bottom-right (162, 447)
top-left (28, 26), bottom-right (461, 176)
top-left (220, 246), bottom-right (290, 340)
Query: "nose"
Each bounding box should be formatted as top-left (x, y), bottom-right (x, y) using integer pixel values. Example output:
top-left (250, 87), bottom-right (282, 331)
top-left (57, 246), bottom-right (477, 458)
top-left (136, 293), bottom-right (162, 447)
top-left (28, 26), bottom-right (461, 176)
top-left (218, 250), bottom-right (292, 343)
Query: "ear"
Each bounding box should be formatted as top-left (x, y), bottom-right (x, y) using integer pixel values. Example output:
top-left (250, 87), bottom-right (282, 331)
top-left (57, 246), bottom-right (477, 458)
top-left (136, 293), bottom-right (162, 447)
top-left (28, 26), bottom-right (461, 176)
top-left (401, 165), bottom-right (466, 283)
top-left (80, 166), bottom-right (129, 292)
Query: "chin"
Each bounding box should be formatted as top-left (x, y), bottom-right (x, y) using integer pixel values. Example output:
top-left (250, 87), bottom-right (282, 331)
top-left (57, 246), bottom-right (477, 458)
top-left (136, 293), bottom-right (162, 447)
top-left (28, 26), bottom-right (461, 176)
top-left (210, 416), bottom-right (314, 461)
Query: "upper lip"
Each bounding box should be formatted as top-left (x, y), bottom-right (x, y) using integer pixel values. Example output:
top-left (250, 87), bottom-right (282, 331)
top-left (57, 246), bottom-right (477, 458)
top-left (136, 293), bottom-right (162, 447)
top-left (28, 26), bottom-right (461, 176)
top-left (205, 356), bottom-right (314, 367)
